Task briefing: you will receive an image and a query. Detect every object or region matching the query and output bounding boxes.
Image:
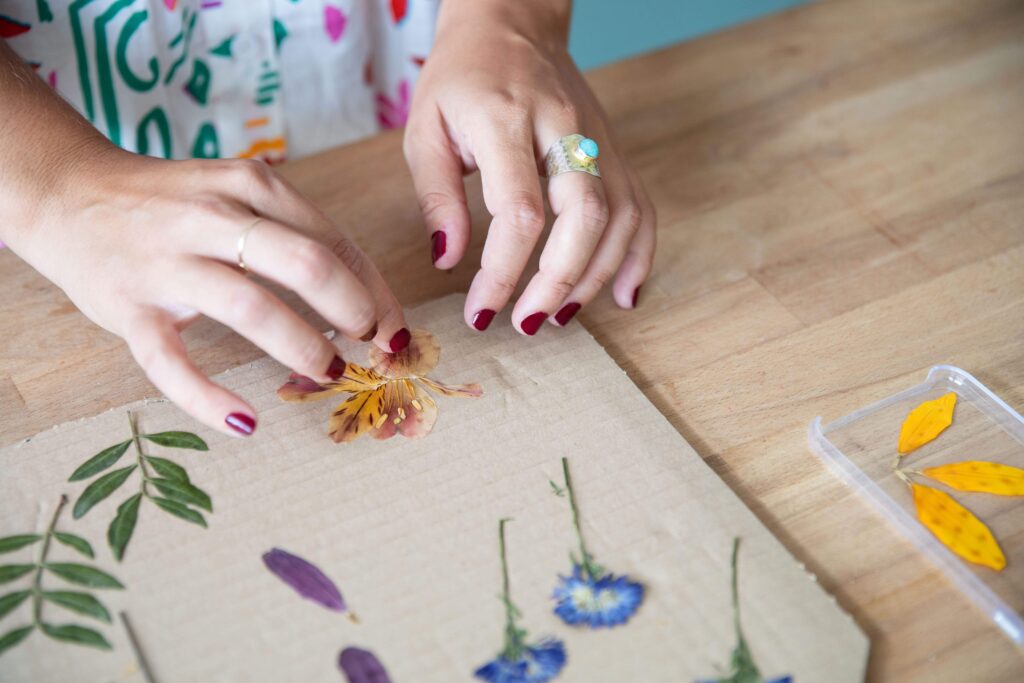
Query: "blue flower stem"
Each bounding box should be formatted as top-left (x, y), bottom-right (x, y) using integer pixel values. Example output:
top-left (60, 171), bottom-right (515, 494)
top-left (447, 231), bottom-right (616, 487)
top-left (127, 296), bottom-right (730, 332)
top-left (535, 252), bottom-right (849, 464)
top-left (561, 457), bottom-right (598, 581)
top-left (498, 518), bottom-right (525, 661)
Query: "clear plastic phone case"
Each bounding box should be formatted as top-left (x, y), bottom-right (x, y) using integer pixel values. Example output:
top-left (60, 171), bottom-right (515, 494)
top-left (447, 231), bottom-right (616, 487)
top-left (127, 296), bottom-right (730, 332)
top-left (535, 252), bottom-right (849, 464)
top-left (809, 365), bottom-right (1024, 645)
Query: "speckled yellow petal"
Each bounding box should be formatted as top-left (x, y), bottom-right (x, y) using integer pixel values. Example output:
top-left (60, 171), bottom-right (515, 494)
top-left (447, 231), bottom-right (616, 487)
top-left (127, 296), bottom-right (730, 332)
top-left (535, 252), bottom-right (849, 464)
top-left (921, 461), bottom-right (1024, 496)
top-left (912, 483), bottom-right (1005, 571)
top-left (417, 376), bottom-right (483, 398)
top-left (898, 392), bottom-right (957, 454)
top-left (327, 385), bottom-right (387, 443)
top-left (277, 363), bottom-right (387, 403)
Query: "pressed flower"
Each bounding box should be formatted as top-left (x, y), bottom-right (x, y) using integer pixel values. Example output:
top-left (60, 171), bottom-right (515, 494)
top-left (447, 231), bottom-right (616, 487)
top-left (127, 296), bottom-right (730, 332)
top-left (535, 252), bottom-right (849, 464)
top-left (278, 329), bottom-right (482, 443)
top-left (897, 392), bottom-right (956, 454)
top-left (474, 519), bottom-right (567, 683)
top-left (262, 548), bottom-right (354, 615)
top-left (474, 639), bottom-right (567, 683)
top-left (697, 538), bottom-right (792, 683)
top-left (919, 461), bottom-right (1024, 496)
top-left (550, 457), bottom-right (644, 629)
top-left (552, 566), bottom-right (644, 628)
top-left (338, 646), bottom-right (392, 683)
top-left (910, 483), bottom-right (1005, 570)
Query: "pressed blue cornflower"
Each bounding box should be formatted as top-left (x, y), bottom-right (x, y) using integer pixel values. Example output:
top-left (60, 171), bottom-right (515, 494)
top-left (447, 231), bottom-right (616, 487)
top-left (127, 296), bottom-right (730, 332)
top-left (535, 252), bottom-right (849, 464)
top-left (473, 638), bottom-right (567, 683)
top-left (695, 538), bottom-right (793, 683)
top-left (549, 457), bottom-right (646, 629)
top-left (475, 519), bottom-right (567, 683)
top-left (552, 565), bottom-right (644, 628)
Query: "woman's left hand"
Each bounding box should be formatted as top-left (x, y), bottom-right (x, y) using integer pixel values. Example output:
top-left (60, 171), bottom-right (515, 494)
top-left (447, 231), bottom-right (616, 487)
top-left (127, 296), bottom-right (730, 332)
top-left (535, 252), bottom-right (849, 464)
top-left (404, 0), bottom-right (656, 334)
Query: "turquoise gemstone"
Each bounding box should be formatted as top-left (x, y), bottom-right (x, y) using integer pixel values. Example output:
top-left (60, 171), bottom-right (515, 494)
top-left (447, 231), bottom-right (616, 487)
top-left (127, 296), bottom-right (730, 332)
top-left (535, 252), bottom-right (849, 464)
top-left (578, 137), bottom-right (599, 159)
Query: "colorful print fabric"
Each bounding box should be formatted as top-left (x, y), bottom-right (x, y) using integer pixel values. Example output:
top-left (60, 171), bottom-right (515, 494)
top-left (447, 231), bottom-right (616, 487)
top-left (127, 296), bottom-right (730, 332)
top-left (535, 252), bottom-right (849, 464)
top-left (0, 0), bottom-right (438, 162)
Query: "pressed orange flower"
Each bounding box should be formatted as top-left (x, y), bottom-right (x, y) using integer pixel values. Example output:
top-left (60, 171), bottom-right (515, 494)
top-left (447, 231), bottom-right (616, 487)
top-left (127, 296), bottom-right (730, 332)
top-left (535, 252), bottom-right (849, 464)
top-left (919, 461), bottom-right (1024, 496)
top-left (278, 330), bottom-right (482, 443)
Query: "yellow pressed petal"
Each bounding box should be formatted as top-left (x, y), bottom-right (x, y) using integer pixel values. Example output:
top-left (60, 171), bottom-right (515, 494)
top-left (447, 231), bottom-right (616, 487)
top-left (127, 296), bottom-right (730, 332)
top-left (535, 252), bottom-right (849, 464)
top-left (327, 386), bottom-right (386, 443)
top-left (921, 461), bottom-right (1024, 496)
top-left (412, 399), bottom-right (423, 411)
top-left (898, 392), bottom-right (957, 454)
top-left (912, 483), bottom-right (1005, 571)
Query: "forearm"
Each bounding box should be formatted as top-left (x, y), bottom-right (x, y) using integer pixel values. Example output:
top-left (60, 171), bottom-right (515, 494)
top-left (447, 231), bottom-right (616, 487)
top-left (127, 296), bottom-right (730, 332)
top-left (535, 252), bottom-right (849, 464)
top-left (438, 0), bottom-right (572, 48)
top-left (0, 39), bottom-right (116, 247)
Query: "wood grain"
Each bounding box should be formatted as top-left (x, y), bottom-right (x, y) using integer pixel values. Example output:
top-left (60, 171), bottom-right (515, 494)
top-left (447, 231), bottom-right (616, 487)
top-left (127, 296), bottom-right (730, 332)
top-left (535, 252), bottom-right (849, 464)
top-left (1, 0), bottom-right (1022, 679)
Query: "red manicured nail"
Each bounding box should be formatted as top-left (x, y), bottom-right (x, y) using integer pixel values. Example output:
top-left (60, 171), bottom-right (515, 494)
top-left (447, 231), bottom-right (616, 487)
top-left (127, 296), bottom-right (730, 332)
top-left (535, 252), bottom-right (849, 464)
top-left (326, 354), bottom-right (346, 380)
top-left (632, 286), bottom-right (641, 308)
top-left (225, 413), bottom-right (256, 436)
top-left (359, 323), bottom-right (378, 342)
top-left (389, 328), bottom-right (411, 353)
top-left (472, 309), bottom-right (496, 331)
top-left (520, 312), bottom-right (547, 336)
top-left (431, 230), bottom-right (447, 264)
top-left (554, 302), bottom-right (581, 326)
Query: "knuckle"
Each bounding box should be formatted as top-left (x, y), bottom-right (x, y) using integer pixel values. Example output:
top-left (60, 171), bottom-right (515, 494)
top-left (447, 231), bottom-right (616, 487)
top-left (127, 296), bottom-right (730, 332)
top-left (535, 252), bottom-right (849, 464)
top-left (417, 190), bottom-right (454, 223)
top-left (541, 268), bottom-right (578, 294)
top-left (588, 266), bottom-right (617, 290)
top-left (484, 91), bottom-right (528, 121)
top-left (289, 240), bottom-right (337, 290)
top-left (578, 188), bottom-right (611, 229)
top-left (293, 333), bottom-right (329, 373)
top-left (230, 158), bottom-right (275, 194)
top-left (616, 200), bottom-right (643, 237)
top-left (329, 235), bottom-right (365, 278)
top-left (228, 286), bottom-right (273, 329)
top-left (501, 196), bottom-right (546, 240)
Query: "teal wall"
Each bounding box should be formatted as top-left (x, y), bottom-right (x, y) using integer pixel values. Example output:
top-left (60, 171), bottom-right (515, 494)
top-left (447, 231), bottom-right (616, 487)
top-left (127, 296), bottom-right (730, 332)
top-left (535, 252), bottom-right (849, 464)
top-left (568, 0), bottom-right (809, 70)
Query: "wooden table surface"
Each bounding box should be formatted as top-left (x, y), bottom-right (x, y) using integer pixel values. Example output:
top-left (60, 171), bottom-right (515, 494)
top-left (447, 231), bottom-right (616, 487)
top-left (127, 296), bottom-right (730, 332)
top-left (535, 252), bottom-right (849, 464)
top-left (2, 0), bottom-right (1023, 679)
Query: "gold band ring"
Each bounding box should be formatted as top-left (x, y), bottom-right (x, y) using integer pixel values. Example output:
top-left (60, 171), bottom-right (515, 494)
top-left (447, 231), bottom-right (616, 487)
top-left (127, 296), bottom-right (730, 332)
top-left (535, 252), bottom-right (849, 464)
top-left (237, 218), bottom-right (263, 271)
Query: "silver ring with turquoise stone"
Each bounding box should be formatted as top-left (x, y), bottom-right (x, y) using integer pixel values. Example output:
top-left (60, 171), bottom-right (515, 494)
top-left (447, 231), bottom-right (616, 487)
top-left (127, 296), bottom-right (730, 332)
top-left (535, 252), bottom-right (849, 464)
top-left (544, 134), bottom-right (601, 179)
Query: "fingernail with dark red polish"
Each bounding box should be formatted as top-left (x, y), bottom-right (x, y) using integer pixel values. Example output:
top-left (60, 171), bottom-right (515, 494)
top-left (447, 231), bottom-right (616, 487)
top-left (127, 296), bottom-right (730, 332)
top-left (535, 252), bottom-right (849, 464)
top-left (389, 327), bottom-right (411, 353)
top-left (632, 286), bottom-right (641, 308)
top-left (225, 413), bottom-right (256, 436)
top-left (520, 312), bottom-right (547, 336)
top-left (360, 323), bottom-right (378, 342)
top-left (326, 354), bottom-right (346, 380)
top-left (431, 230), bottom-right (447, 264)
top-left (554, 302), bottom-right (581, 326)
top-left (472, 309), bottom-right (496, 331)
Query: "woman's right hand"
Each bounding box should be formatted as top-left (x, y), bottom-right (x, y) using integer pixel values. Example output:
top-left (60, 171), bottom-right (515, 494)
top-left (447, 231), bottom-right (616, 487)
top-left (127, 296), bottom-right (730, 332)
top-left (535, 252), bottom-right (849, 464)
top-left (5, 143), bottom-right (409, 437)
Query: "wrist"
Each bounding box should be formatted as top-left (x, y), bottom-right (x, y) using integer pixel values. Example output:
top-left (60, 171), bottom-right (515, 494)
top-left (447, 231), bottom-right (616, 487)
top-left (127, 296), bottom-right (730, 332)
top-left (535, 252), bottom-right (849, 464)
top-left (438, 0), bottom-right (571, 51)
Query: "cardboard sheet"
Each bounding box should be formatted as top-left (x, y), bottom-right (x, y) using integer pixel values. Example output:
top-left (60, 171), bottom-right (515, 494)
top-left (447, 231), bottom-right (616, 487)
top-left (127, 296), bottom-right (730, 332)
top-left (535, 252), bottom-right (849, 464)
top-left (0, 295), bottom-right (867, 682)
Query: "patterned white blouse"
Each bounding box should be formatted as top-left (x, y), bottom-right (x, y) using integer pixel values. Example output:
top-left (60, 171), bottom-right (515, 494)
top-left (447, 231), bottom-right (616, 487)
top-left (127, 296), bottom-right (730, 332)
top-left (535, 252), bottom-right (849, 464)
top-left (0, 0), bottom-right (439, 161)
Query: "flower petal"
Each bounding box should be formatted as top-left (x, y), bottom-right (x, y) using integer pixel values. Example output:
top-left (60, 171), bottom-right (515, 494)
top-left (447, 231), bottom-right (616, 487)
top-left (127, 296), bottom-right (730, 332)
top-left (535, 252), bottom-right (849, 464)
top-left (370, 379), bottom-right (437, 440)
top-left (277, 364), bottom-right (387, 403)
top-left (418, 376), bottom-right (484, 398)
top-left (912, 483), bottom-right (1005, 570)
top-left (898, 392), bottom-right (956, 454)
top-left (328, 385), bottom-right (388, 443)
top-left (339, 646), bottom-right (391, 683)
top-left (920, 461), bottom-right (1024, 496)
top-left (262, 548), bottom-right (347, 612)
top-left (368, 329), bottom-right (439, 377)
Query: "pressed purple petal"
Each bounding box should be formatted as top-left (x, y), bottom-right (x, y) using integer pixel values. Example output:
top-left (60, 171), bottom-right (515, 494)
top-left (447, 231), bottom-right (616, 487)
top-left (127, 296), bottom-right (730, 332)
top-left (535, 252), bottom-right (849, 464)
top-left (339, 647), bottom-right (391, 683)
top-left (262, 548), bottom-right (346, 612)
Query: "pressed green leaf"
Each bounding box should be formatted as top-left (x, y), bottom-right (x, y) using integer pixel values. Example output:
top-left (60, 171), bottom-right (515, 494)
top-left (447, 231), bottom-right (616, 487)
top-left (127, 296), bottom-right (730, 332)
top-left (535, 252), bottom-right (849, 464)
top-left (45, 563), bottom-right (124, 590)
top-left (40, 622), bottom-right (111, 649)
top-left (0, 591), bottom-right (31, 620)
top-left (42, 591), bottom-right (111, 623)
top-left (72, 465), bottom-right (137, 519)
top-left (0, 535), bottom-right (41, 555)
top-left (149, 478), bottom-right (212, 512)
top-left (144, 456), bottom-right (189, 482)
top-left (142, 431), bottom-right (208, 451)
top-left (151, 497), bottom-right (207, 528)
top-left (107, 494), bottom-right (142, 562)
top-left (52, 532), bottom-right (94, 559)
top-left (0, 624), bottom-right (33, 655)
top-left (68, 441), bottom-right (131, 482)
top-left (0, 565), bottom-right (35, 585)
